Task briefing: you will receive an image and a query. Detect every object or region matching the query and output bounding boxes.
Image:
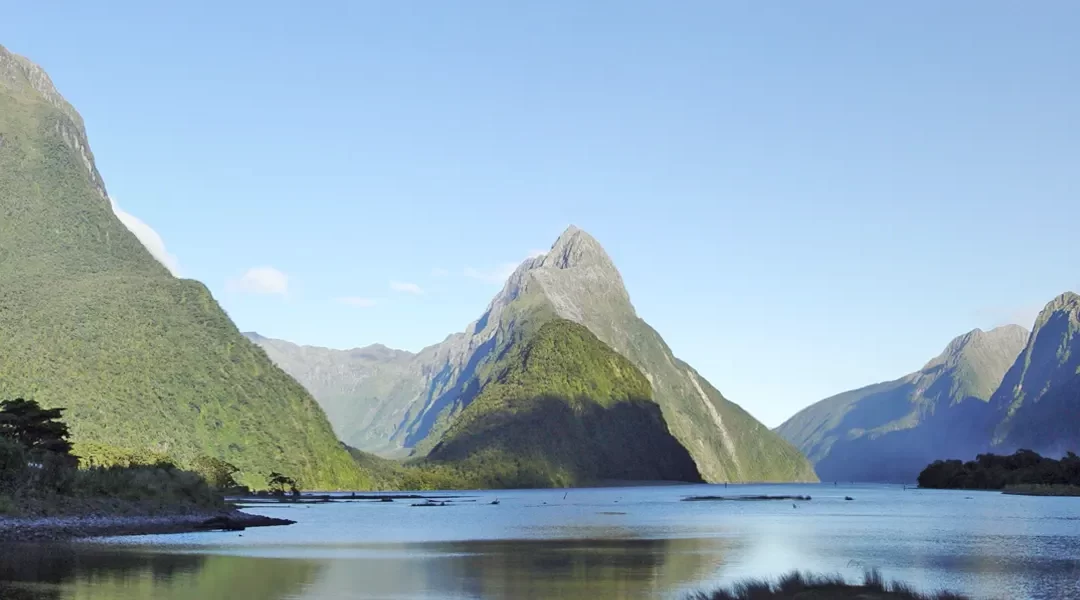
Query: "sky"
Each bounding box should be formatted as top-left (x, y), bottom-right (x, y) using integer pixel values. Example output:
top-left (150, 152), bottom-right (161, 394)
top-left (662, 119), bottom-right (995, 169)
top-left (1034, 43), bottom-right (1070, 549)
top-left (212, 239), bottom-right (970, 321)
top-left (2, 1), bottom-right (1077, 428)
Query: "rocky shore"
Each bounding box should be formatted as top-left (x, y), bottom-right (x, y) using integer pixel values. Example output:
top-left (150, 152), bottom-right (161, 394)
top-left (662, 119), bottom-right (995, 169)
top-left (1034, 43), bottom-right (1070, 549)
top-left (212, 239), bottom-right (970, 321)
top-left (0, 509), bottom-right (294, 542)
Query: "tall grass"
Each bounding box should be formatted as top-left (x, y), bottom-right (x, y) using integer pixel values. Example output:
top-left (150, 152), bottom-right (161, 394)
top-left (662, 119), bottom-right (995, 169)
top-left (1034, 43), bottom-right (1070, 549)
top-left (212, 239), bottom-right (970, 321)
top-left (688, 570), bottom-right (972, 600)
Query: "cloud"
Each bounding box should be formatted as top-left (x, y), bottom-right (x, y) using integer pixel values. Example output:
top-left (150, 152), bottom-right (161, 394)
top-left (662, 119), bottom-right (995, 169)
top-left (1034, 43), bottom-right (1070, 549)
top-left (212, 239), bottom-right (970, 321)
top-left (336, 296), bottom-right (377, 308)
top-left (390, 281), bottom-right (423, 295)
top-left (431, 267), bottom-right (450, 278)
top-left (463, 249), bottom-right (547, 285)
top-left (464, 263), bottom-right (520, 284)
top-left (975, 303), bottom-right (1044, 329)
top-left (228, 267), bottom-right (289, 296)
top-left (108, 197), bottom-right (180, 276)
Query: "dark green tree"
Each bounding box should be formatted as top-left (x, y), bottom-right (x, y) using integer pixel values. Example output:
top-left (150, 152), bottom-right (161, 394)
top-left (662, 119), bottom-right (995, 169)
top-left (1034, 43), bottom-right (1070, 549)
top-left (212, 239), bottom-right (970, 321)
top-left (267, 471), bottom-right (300, 496)
top-left (189, 455), bottom-right (241, 489)
top-left (0, 398), bottom-right (74, 457)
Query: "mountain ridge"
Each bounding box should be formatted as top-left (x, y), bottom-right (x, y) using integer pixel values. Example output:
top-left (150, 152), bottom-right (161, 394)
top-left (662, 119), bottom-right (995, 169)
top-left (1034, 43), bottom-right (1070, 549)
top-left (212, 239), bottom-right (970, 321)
top-left (776, 324), bottom-right (1028, 482)
top-left (0, 45), bottom-right (365, 489)
top-left (252, 226), bottom-right (817, 483)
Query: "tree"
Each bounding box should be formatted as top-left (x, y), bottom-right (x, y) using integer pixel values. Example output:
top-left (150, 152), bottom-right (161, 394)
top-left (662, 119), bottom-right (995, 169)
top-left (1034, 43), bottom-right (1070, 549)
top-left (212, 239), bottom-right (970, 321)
top-left (189, 455), bottom-right (240, 489)
top-left (267, 471), bottom-right (300, 496)
top-left (0, 398), bottom-right (74, 457)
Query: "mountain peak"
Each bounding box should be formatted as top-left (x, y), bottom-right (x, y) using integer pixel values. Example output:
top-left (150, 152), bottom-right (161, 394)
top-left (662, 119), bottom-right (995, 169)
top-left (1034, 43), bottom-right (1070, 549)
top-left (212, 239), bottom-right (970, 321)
top-left (545, 225), bottom-right (612, 270)
top-left (1033, 291), bottom-right (1080, 330)
top-left (925, 324), bottom-right (1029, 373)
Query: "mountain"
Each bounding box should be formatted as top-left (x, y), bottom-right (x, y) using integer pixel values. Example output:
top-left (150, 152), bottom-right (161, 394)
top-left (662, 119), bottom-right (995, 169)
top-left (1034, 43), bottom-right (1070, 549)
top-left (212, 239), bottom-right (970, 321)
top-left (242, 334), bottom-right (419, 456)
top-left (423, 319), bottom-right (702, 487)
top-left (987, 292), bottom-right (1080, 456)
top-left (0, 45), bottom-right (364, 489)
top-left (250, 226), bottom-right (817, 483)
top-left (776, 325), bottom-right (1028, 482)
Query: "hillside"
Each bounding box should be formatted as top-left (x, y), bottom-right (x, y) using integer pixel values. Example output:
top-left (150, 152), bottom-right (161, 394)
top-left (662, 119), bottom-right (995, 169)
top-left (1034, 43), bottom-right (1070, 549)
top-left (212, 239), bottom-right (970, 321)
top-left (423, 319), bottom-right (702, 487)
top-left (253, 227), bottom-right (817, 483)
top-left (0, 44), bottom-right (365, 489)
top-left (988, 292), bottom-right (1080, 456)
top-left (776, 325), bottom-right (1028, 482)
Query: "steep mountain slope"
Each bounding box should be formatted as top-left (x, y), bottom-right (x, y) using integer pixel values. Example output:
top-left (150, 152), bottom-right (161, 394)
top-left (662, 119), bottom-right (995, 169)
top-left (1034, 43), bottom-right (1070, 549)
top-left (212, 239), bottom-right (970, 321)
top-left (254, 227), bottom-right (817, 483)
top-left (988, 292), bottom-right (1080, 456)
top-left (243, 333), bottom-right (419, 455)
top-left (424, 319), bottom-right (703, 487)
top-left (776, 325), bottom-right (1028, 482)
top-left (0, 45), bottom-right (364, 489)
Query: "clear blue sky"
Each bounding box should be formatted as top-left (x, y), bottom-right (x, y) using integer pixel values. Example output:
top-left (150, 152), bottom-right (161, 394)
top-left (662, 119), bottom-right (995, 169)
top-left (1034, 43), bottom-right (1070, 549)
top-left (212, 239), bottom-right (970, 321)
top-left (3, 2), bottom-right (1077, 427)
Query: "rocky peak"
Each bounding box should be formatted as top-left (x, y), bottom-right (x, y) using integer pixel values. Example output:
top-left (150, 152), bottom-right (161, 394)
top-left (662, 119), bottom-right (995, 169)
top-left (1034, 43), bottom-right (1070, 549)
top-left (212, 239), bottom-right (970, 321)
top-left (0, 44), bottom-right (108, 202)
top-left (0, 44), bottom-right (82, 127)
top-left (925, 325), bottom-right (1029, 370)
top-left (544, 225), bottom-right (615, 270)
top-left (1036, 292), bottom-right (1080, 328)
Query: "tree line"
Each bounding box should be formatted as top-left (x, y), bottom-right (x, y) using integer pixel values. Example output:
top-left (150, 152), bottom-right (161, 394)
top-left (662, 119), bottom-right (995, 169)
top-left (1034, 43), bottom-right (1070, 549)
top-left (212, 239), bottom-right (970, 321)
top-left (917, 449), bottom-right (1080, 490)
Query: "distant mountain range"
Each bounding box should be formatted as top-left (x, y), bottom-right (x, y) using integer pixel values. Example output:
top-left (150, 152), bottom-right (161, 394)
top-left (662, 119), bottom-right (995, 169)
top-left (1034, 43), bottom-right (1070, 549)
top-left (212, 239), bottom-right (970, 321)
top-left (0, 44), bottom-right (364, 490)
top-left (249, 226), bottom-right (817, 484)
top-left (778, 293), bottom-right (1080, 482)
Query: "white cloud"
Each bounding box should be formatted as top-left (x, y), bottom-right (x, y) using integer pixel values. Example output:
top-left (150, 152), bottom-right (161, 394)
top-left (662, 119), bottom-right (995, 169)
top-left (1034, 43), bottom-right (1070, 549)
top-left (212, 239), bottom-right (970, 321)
top-left (975, 303), bottom-right (1044, 329)
top-left (108, 197), bottom-right (180, 276)
top-left (390, 281), bottom-right (423, 295)
top-left (431, 267), bottom-right (450, 278)
top-left (464, 262), bottom-right (520, 284)
top-left (228, 267), bottom-right (289, 296)
top-left (463, 249), bottom-right (547, 285)
top-left (336, 296), bottom-right (378, 308)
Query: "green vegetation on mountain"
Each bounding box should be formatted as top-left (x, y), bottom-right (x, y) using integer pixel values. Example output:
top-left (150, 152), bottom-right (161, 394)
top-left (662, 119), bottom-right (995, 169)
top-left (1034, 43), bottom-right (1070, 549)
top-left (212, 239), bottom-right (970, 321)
top-left (0, 399), bottom-right (223, 516)
top-left (776, 326), bottom-right (1028, 482)
top-left (917, 449), bottom-right (1080, 492)
top-left (988, 292), bottom-right (1080, 455)
top-left (421, 319), bottom-right (702, 488)
top-left (0, 45), bottom-right (365, 490)
top-left (254, 227), bottom-right (817, 484)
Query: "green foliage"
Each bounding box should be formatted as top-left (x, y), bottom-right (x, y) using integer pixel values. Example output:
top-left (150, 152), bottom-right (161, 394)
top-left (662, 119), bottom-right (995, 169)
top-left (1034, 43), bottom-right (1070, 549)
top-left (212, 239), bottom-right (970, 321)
top-left (0, 54), bottom-right (368, 491)
top-left (419, 319), bottom-right (702, 488)
top-left (0, 403), bottom-right (222, 515)
top-left (0, 398), bottom-right (74, 457)
top-left (918, 449), bottom-right (1080, 490)
top-left (188, 455), bottom-right (241, 490)
top-left (266, 471), bottom-right (300, 496)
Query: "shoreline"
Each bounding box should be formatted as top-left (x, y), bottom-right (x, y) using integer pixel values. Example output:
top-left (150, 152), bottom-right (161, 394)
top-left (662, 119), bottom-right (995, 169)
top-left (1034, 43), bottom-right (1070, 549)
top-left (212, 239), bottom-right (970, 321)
top-left (0, 508), bottom-right (294, 542)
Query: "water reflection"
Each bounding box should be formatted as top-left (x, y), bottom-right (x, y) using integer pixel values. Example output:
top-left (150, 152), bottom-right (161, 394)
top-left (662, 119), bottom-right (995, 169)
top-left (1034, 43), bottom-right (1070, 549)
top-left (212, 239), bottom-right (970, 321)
top-left (0, 546), bottom-right (323, 600)
top-left (0, 536), bottom-right (729, 600)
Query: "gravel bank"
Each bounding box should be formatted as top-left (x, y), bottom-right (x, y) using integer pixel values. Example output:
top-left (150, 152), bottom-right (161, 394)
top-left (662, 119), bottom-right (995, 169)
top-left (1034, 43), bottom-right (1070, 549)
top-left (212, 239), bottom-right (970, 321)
top-left (0, 509), bottom-right (294, 542)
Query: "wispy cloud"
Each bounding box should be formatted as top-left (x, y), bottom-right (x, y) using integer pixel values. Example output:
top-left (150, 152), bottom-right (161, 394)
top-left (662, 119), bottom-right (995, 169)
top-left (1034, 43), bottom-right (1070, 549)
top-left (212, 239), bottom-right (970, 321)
top-left (975, 303), bottom-right (1044, 329)
top-left (108, 197), bottom-right (180, 276)
top-left (464, 263), bottom-right (520, 284)
top-left (228, 267), bottom-right (289, 296)
top-left (336, 296), bottom-right (378, 308)
top-left (464, 249), bottom-right (547, 285)
top-left (390, 281), bottom-right (423, 295)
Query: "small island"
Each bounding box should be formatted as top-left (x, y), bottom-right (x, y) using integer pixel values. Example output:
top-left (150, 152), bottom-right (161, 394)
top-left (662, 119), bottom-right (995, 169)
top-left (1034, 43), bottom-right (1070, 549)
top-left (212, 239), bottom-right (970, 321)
top-left (917, 449), bottom-right (1080, 496)
top-left (0, 398), bottom-right (295, 541)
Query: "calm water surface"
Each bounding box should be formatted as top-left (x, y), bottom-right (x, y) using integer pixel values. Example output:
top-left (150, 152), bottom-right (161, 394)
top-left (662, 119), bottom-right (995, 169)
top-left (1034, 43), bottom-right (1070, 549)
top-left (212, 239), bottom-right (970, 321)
top-left (2, 484), bottom-right (1079, 600)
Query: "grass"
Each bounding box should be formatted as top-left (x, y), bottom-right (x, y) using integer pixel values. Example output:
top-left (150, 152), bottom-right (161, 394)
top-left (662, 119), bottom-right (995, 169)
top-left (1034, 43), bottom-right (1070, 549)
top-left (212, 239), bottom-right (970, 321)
top-left (688, 571), bottom-right (971, 600)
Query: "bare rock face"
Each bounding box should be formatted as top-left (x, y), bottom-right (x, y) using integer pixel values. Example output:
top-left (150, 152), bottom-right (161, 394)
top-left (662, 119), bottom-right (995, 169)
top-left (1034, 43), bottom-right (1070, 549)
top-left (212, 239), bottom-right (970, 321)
top-left (254, 226), bottom-right (818, 483)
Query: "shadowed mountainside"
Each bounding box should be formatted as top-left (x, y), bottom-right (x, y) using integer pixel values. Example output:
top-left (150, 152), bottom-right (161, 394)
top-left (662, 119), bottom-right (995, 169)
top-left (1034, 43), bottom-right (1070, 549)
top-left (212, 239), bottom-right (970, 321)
top-left (251, 228), bottom-right (816, 483)
top-left (777, 325), bottom-right (1027, 482)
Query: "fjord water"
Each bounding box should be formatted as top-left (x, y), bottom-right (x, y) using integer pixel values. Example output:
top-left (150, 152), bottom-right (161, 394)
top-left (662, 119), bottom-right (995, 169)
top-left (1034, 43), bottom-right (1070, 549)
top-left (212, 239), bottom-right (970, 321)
top-left (3, 484), bottom-right (1079, 600)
